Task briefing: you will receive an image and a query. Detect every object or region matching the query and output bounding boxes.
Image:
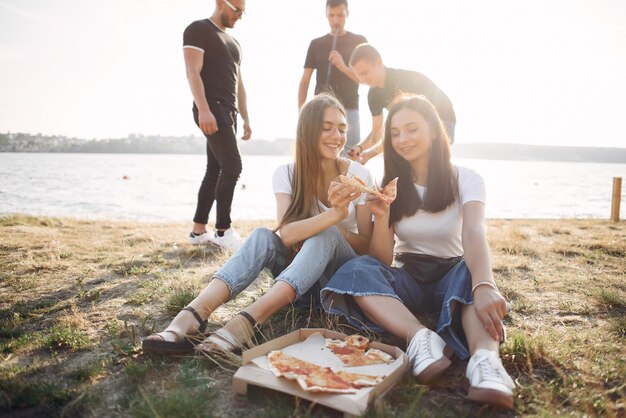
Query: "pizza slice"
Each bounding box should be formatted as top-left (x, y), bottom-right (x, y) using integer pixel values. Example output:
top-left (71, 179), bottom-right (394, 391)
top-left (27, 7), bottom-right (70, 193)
top-left (339, 175), bottom-right (398, 205)
top-left (267, 350), bottom-right (318, 379)
top-left (339, 175), bottom-right (379, 195)
top-left (267, 350), bottom-right (379, 393)
top-left (296, 367), bottom-right (356, 393)
top-left (325, 335), bottom-right (395, 367)
top-left (380, 177), bottom-right (398, 205)
top-left (267, 350), bottom-right (359, 393)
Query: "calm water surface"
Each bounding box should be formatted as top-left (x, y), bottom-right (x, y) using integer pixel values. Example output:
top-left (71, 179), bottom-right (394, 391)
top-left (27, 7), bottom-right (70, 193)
top-left (1, 153), bottom-right (624, 222)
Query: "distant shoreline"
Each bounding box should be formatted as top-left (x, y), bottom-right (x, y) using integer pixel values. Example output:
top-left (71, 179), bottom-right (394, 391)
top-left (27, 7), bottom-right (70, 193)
top-left (2, 133), bottom-right (626, 163)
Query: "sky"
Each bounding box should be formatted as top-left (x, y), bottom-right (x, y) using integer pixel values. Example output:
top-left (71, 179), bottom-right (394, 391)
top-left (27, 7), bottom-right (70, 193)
top-left (1, 0), bottom-right (625, 147)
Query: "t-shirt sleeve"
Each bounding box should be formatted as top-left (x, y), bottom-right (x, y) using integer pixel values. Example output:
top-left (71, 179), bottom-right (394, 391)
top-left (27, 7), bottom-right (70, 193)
top-left (183, 21), bottom-right (205, 52)
top-left (458, 167), bottom-right (486, 205)
top-left (303, 40), bottom-right (316, 69)
top-left (368, 89), bottom-right (383, 116)
top-left (272, 164), bottom-right (293, 195)
top-left (348, 162), bottom-right (374, 205)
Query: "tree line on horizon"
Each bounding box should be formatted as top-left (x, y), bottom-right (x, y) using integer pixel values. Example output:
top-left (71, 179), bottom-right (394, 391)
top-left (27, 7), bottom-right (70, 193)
top-left (1, 132), bottom-right (625, 163)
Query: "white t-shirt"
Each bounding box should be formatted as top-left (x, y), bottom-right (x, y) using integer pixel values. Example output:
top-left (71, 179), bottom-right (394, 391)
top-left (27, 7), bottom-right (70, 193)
top-left (394, 166), bottom-right (486, 257)
top-left (272, 160), bottom-right (373, 231)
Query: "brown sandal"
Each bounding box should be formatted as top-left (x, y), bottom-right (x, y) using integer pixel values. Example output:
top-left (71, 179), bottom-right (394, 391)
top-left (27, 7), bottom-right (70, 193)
top-left (142, 306), bottom-right (208, 354)
top-left (195, 311), bottom-right (258, 355)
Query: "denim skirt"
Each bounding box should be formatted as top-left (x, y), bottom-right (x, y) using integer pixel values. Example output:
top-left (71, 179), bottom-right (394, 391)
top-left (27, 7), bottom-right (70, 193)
top-left (321, 255), bottom-right (475, 360)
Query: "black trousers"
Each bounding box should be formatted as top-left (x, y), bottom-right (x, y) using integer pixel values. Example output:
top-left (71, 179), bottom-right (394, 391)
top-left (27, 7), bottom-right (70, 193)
top-left (192, 101), bottom-right (242, 230)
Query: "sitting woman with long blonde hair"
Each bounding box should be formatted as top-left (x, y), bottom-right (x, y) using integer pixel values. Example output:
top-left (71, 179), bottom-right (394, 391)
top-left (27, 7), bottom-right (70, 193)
top-left (143, 93), bottom-right (374, 354)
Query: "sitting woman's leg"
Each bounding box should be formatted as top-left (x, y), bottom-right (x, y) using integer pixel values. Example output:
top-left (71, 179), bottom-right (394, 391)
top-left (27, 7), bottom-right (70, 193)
top-left (353, 295), bottom-right (424, 342)
top-left (197, 227), bottom-right (355, 353)
top-left (461, 303), bottom-right (514, 408)
top-left (144, 228), bottom-right (289, 351)
top-left (430, 261), bottom-right (512, 408)
top-left (322, 255), bottom-right (451, 383)
top-left (276, 226), bottom-right (355, 297)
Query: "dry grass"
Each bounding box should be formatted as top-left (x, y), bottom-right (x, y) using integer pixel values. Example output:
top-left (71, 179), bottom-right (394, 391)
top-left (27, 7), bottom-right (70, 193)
top-left (1, 214), bottom-right (625, 417)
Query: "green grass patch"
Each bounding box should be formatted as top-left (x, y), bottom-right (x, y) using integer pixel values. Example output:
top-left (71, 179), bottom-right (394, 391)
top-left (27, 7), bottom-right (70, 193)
top-left (127, 291), bottom-right (156, 306)
top-left (594, 288), bottom-right (626, 310)
top-left (113, 259), bottom-right (154, 276)
top-left (0, 332), bottom-right (40, 354)
top-left (67, 359), bottom-right (107, 382)
top-left (610, 317), bottom-right (626, 338)
top-left (45, 325), bottom-right (90, 351)
top-left (501, 331), bottom-right (546, 374)
top-left (0, 379), bottom-right (75, 413)
top-left (0, 298), bottom-right (61, 320)
top-left (165, 285), bottom-right (200, 316)
top-left (127, 385), bottom-right (217, 418)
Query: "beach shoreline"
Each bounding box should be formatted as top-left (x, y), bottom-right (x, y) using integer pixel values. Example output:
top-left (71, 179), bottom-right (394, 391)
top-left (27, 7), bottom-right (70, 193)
top-left (1, 214), bottom-right (624, 417)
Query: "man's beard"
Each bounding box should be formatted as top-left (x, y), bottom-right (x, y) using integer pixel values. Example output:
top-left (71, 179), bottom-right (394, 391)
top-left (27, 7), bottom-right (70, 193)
top-left (220, 13), bottom-right (233, 28)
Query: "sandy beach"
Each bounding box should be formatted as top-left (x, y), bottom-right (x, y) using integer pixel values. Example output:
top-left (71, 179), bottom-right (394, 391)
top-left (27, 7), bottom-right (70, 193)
top-left (1, 214), bottom-right (624, 417)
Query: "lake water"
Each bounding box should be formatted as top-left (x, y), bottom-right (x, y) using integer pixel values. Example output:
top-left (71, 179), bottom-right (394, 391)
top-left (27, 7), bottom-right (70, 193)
top-left (1, 153), bottom-right (625, 222)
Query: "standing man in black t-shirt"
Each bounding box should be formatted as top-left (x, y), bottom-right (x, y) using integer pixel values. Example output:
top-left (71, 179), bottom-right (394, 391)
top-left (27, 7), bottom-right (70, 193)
top-left (347, 44), bottom-right (456, 164)
top-left (183, 0), bottom-right (251, 251)
top-left (298, 0), bottom-right (367, 151)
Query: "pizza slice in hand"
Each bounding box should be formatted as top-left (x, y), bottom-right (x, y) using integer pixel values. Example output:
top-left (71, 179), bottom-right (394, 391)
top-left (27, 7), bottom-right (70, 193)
top-left (339, 175), bottom-right (398, 205)
top-left (380, 177), bottom-right (398, 205)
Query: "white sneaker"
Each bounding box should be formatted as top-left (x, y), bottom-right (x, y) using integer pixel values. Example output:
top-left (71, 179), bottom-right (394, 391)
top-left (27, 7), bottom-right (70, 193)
top-left (466, 349), bottom-right (515, 409)
top-left (187, 231), bottom-right (214, 245)
top-left (210, 228), bottom-right (243, 252)
top-left (406, 328), bottom-right (451, 384)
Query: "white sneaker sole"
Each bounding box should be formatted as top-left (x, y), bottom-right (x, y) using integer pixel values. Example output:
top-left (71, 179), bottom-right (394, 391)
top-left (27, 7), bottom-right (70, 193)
top-left (466, 384), bottom-right (514, 409)
top-left (414, 346), bottom-right (454, 384)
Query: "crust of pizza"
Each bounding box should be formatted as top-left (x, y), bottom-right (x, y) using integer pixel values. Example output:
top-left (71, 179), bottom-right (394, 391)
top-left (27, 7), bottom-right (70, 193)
top-left (336, 370), bottom-right (385, 388)
top-left (345, 334), bottom-right (369, 350)
top-left (339, 175), bottom-right (379, 195)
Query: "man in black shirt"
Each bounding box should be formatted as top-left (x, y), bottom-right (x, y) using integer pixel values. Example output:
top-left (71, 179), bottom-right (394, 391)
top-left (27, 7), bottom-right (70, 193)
top-left (347, 44), bottom-right (456, 164)
top-left (298, 0), bottom-right (367, 150)
top-left (183, 0), bottom-right (251, 250)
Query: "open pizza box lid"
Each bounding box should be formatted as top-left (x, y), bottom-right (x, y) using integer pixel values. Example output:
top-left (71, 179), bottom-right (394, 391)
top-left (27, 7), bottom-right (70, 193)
top-left (232, 328), bottom-right (409, 417)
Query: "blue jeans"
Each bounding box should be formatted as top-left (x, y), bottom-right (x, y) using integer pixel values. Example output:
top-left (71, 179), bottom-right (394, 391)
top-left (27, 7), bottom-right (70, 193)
top-left (213, 226), bottom-right (357, 305)
top-left (321, 255), bottom-right (475, 359)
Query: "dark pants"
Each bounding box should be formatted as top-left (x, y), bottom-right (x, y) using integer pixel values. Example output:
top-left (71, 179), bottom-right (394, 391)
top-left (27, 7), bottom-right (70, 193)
top-left (192, 100), bottom-right (242, 230)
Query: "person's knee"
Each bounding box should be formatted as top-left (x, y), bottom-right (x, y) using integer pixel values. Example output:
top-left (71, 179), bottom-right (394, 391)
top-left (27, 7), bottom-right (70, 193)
top-left (306, 226), bottom-right (342, 246)
top-left (246, 227), bottom-right (278, 248)
top-left (220, 155), bottom-right (242, 179)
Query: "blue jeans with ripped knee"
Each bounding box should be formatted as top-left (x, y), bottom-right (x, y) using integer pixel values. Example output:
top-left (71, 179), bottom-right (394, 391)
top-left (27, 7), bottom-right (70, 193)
top-left (213, 226), bottom-right (357, 305)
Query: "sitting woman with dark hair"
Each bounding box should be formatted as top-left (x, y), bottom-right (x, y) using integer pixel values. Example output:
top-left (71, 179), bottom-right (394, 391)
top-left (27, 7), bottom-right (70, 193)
top-left (321, 95), bottom-right (514, 409)
top-left (143, 93), bottom-right (374, 355)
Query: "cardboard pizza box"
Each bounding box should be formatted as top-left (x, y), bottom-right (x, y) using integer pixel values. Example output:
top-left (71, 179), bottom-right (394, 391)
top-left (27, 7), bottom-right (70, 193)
top-left (232, 328), bottom-right (410, 417)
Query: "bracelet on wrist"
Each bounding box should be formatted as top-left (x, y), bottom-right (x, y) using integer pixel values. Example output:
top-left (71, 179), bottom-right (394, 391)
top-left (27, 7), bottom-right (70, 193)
top-left (471, 281), bottom-right (499, 294)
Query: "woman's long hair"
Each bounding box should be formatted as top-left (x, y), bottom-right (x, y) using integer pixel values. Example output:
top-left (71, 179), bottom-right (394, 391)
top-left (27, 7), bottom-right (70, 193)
top-left (276, 93), bottom-right (346, 230)
top-left (382, 94), bottom-right (458, 225)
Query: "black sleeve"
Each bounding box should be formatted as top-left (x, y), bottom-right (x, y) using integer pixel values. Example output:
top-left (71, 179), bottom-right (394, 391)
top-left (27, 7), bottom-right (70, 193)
top-left (183, 21), bottom-right (206, 51)
top-left (368, 89), bottom-right (383, 116)
top-left (303, 39), bottom-right (316, 69)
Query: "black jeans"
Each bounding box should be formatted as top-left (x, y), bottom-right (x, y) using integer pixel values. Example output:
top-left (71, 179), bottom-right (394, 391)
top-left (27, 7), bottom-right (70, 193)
top-left (192, 100), bottom-right (242, 230)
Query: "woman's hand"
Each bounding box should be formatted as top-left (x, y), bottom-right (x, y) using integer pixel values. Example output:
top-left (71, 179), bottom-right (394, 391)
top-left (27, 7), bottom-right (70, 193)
top-left (473, 286), bottom-right (508, 342)
top-left (328, 181), bottom-right (359, 221)
top-left (365, 193), bottom-right (390, 220)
